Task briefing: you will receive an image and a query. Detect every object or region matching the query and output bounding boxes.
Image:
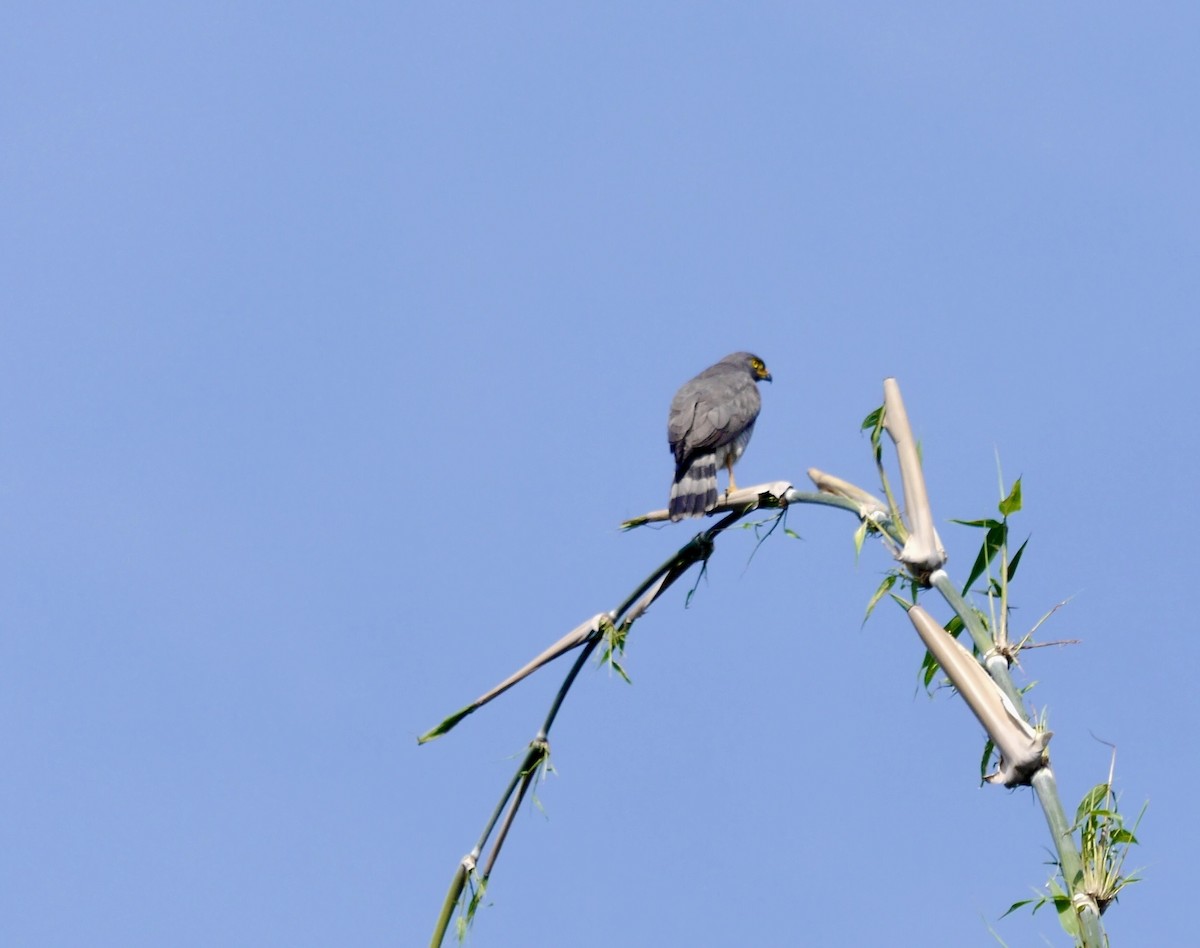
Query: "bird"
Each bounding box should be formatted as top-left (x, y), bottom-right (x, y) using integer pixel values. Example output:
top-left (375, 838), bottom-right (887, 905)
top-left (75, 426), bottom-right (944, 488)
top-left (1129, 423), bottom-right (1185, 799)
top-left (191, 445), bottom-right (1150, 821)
top-left (667, 352), bottom-right (772, 521)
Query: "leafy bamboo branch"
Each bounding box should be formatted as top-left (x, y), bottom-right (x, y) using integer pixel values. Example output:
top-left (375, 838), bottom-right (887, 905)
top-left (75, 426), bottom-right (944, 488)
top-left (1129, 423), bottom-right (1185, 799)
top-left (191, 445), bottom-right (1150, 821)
top-left (421, 487), bottom-right (797, 947)
top-left (421, 377), bottom-right (1133, 947)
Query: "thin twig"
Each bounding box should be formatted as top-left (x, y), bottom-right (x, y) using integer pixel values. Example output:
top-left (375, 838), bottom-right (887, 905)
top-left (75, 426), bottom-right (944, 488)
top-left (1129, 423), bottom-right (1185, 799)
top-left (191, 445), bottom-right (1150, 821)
top-left (427, 492), bottom-right (778, 946)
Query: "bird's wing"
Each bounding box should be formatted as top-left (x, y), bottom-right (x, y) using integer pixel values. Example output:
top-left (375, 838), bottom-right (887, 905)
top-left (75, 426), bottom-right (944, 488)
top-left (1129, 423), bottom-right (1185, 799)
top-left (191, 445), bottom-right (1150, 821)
top-left (669, 369), bottom-right (761, 463)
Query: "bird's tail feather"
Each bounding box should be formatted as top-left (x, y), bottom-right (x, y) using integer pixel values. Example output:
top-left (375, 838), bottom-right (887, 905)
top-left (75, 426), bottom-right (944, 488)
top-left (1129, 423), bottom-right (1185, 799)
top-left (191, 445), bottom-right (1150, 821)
top-left (669, 457), bottom-right (718, 521)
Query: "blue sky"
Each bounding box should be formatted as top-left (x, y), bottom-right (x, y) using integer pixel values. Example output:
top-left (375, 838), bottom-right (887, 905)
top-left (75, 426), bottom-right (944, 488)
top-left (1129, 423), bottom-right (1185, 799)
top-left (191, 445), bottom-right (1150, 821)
top-left (3, 4), bottom-right (1197, 945)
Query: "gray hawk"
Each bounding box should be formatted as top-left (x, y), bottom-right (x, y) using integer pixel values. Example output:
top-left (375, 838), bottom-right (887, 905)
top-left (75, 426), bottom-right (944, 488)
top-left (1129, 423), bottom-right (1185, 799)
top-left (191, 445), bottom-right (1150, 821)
top-left (667, 352), bottom-right (772, 521)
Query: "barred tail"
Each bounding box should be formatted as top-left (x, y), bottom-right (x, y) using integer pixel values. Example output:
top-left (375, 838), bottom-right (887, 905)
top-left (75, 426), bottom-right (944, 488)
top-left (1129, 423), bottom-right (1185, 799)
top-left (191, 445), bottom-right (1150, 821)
top-left (669, 455), bottom-right (719, 521)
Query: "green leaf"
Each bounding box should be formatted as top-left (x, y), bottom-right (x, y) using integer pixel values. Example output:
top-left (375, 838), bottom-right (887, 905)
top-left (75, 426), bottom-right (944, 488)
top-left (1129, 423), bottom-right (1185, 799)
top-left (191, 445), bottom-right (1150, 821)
top-left (914, 615), bottom-right (966, 692)
top-left (863, 573), bottom-right (897, 624)
top-left (978, 738), bottom-right (996, 782)
top-left (950, 517), bottom-right (1002, 529)
top-left (862, 405), bottom-right (885, 462)
top-left (999, 477), bottom-right (1023, 517)
top-left (944, 614), bottom-right (964, 639)
top-left (853, 520), bottom-right (867, 560)
top-left (1006, 536), bottom-right (1029, 582)
top-left (920, 650), bottom-right (940, 690)
top-left (1050, 891), bottom-right (1078, 938)
top-left (962, 522), bottom-right (1007, 594)
top-left (1076, 783), bottom-right (1112, 822)
top-left (417, 705), bottom-right (476, 744)
top-left (1001, 898), bottom-right (1037, 918)
top-left (1112, 827), bottom-right (1139, 845)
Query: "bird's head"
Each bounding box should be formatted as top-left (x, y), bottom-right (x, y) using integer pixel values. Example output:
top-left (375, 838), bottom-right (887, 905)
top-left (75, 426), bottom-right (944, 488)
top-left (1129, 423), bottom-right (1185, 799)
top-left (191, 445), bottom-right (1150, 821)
top-left (732, 352), bottom-right (771, 383)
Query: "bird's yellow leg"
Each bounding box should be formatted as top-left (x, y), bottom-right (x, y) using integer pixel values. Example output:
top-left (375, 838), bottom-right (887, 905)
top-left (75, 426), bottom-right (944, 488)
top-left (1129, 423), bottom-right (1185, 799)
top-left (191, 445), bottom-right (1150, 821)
top-left (726, 455), bottom-right (737, 495)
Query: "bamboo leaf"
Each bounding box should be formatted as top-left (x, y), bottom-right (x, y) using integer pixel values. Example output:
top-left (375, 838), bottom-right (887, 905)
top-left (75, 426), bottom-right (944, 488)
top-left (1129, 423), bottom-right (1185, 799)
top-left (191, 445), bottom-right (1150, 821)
top-left (863, 573), bottom-right (897, 624)
top-left (950, 517), bottom-right (1001, 529)
top-left (962, 522), bottom-right (1007, 593)
top-left (1112, 828), bottom-right (1139, 845)
top-left (1051, 889), bottom-right (1079, 939)
top-left (979, 738), bottom-right (996, 782)
top-left (862, 405), bottom-right (885, 463)
top-left (418, 705), bottom-right (476, 744)
top-left (999, 476), bottom-right (1023, 517)
top-left (1007, 536), bottom-right (1029, 582)
top-left (1076, 784), bottom-right (1112, 822)
top-left (861, 405), bottom-right (883, 436)
top-left (920, 649), bottom-right (940, 690)
top-left (1001, 898), bottom-right (1037, 918)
